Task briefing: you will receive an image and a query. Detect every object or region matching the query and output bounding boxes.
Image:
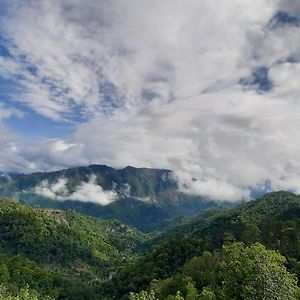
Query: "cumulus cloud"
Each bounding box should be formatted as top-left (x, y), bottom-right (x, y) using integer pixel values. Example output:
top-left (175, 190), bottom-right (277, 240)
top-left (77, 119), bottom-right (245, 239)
top-left (35, 177), bottom-right (68, 199)
top-left (277, 0), bottom-right (300, 17)
top-left (0, 104), bottom-right (24, 121)
top-left (0, 0), bottom-right (276, 120)
top-left (174, 171), bottom-right (250, 202)
top-left (0, 105), bottom-right (31, 172)
top-left (0, 137), bottom-right (88, 173)
top-left (1, 1), bottom-right (300, 200)
top-left (65, 176), bottom-right (117, 205)
top-left (34, 176), bottom-right (117, 205)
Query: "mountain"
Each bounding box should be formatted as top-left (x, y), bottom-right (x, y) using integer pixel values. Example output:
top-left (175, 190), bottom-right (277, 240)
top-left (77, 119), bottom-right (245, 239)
top-left (0, 197), bottom-right (147, 299)
top-left (105, 191), bottom-right (300, 299)
top-left (0, 165), bottom-right (219, 232)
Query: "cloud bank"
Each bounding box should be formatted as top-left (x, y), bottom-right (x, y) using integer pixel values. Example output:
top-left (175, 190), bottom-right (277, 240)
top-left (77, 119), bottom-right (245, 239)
top-left (1, 1), bottom-right (300, 200)
top-left (34, 176), bottom-right (117, 205)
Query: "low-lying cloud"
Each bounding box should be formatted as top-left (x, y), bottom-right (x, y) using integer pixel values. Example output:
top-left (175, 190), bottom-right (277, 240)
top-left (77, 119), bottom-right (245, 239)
top-left (174, 171), bottom-right (250, 202)
top-left (34, 176), bottom-right (117, 205)
top-left (1, 1), bottom-right (300, 201)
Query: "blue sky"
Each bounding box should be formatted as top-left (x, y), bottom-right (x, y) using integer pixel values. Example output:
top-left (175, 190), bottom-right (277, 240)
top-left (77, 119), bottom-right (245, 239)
top-left (1, 0), bottom-right (300, 201)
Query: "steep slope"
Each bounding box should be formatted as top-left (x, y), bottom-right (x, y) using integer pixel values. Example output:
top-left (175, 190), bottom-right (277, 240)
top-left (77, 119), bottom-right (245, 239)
top-left (0, 165), bottom-right (217, 232)
top-left (0, 197), bottom-right (147, 299)
top-left (129, 243), bottom-right (299, 300)
top-left (0, 191), bottom-right (299, 299)
top-left (105, 191), bottom-right (300, 299)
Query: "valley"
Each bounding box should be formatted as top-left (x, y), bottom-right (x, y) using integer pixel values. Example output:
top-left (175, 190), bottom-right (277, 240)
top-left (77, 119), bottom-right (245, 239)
top-left (0, 186), bottom-right (298, 299)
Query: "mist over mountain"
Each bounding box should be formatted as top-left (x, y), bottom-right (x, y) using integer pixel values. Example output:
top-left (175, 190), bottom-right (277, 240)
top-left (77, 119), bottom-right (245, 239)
top-left (1, 0), bottom-right (300, 299)
top-left (0, 164), bottom-right (221, 232)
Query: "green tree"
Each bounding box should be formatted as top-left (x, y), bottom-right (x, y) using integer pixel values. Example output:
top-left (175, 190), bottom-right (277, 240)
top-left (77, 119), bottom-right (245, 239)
top-left (199, 287), bottom-right (216, 300)
top-left (240, 224), bottom-right (261, 245)
top-left (0, 285), bottom-right (53, 300)
top-left (218, 242), bottom-right (299, 300)
top-left (0, 264), bottom-right (10, 283)
top-left (129, 290), bottom-right (158, 300)
top-left (166, 291), bottom-right (185, 300)
top-left (185, 282), bottom-right (198, 300)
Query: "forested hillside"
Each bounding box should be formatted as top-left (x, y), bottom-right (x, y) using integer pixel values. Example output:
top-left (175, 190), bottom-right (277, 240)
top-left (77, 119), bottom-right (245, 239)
top-left (0, 197), bottom-right (147, 299)
top-left (104, 191), bottom-right (300, 299)
top-left (0, 165), bottom-right (217, 232)
top-left (0, 192), bottom-right (299, 299)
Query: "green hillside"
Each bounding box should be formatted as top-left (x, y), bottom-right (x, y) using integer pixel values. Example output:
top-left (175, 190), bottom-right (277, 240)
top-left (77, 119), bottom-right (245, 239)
top-left (0, 165), bottom-right (218, 232)
top-left (0, 191), bottom-right (299, 299)
top-left (0, 197), bottom-right (147, 299)
top-left (105, 191), bottom-right (300, 299)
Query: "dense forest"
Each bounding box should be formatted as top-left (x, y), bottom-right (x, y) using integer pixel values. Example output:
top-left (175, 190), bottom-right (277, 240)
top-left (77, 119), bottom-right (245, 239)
top-left (0, 197), bottom-right (147, 299)
top-left (0, 191), bottom-right (299, 299)
top-left (103, 191), bottom-right (300, 299)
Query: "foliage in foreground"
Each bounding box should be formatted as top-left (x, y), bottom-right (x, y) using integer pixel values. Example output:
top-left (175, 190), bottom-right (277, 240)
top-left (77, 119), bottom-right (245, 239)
top-left (0, 285), bottom-right (53, 300)
top-left (108, 191), bottom-right (300, 299)
top-left (130, 242), bottom-right (299, 300)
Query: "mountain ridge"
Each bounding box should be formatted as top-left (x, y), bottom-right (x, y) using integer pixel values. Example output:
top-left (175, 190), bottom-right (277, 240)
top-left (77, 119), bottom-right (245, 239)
top-left (3, 164), bottom-right (172, 177)
top-left (0, 164), bottom-right (218, 232)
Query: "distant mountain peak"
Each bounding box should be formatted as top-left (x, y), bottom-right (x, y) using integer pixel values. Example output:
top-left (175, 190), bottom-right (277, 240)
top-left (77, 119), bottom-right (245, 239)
top-left (0, 164), bottom-right (213, 232)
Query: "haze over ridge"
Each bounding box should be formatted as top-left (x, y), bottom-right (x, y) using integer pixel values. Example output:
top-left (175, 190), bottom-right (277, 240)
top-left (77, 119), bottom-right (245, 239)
top-left (1, 0), bottom-right (300, 200)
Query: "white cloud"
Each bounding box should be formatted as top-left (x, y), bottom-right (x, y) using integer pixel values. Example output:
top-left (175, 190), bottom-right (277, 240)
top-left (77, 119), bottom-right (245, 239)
top-left (277, 0), bottom-right (300, 17)
top-left (0, 104), bottom-right (24, 121)
top-left (65, 176), bottom-right (117, 205)
top-left (34, 176), bottom-right (117, 205)
top-left (174, 171), bottom-right (250, 202)
top-left (0, 0), bottom-right (276, 120)
top-left (269, 62), bottom-right (300, 99)
top-left (0, 138), bottom-right (87, 173)
top-left (35, 177), bottom-right (68, 199)
top-left (1, 1), bottom-right (300, 200)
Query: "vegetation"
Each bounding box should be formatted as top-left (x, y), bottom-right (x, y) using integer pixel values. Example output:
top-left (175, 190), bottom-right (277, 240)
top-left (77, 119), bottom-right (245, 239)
top-left (0, 285), bottom-right (53, 300)
top-left (0, 165), bottom-right (218, 232)
top-left (129, 242), bottom-right (299, 299)
top-left (0, 197), bottom-right (147, 299)
top-left (105, 191), bottom-right (300, 299)
top-left (0, 191), bottom-right (298, 299)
